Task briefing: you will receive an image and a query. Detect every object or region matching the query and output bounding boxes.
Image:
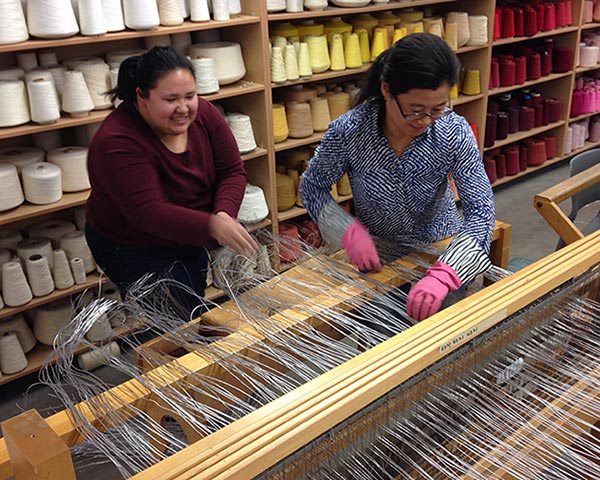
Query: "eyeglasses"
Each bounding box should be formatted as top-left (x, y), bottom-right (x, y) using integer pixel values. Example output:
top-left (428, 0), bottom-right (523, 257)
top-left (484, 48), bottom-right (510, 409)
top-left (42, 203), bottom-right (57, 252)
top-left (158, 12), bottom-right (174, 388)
top-left (395, 97), bottom-right (453, 121)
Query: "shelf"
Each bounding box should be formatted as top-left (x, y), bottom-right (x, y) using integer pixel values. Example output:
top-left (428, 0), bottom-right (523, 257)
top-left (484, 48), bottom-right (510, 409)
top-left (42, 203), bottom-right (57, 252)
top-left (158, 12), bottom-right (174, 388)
top-left (246, 218), bottom-right (272, 231)
top-left (0, 16), bottom-right (261, 54)
top-left (491, 155), bottom-right (567, 189)
top-left (272, 65), bottom-right (369, 89)
top-left (0, 190), bottom-right (90, 226)
top-left (267, 0), bottom-right (456, 21)
top-left (488, 72), bottom-right (573, 97)
top-left (0, 272), bottom-right (105, 320)
top-left (242, 146), bottom-right (268, 161)
top-left (492, 25), bottom-right (579, 46)
top-left (277, 194), bottom-right (352, 222)
top-left (484, 120), bottom-right (565, 151)
top-left (274, 132), bottom-right (324, 152)
top-left (575, 64), bottom-right (600, 74)
top-left (569, 110), bottom-right (600, 123)
top-left (581, 22), bottom-right (600, 31)
top-left (453, 93), bottom-right (485, 106)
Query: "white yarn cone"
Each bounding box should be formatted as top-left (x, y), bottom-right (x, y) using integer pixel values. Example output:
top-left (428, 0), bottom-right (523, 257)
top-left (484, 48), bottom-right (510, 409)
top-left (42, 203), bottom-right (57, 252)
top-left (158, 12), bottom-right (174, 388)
top-left (47, 146), bottom-right (90, 192)
top-left (78, 0), bottom-right (107, 36)
top-left (33, 130), bottom-right (62, 151)
top-left (191, 57), bottom-right (219, 95)
top-left (52, 249), bottom-right (75, 289)
top-left (1, 261), bottom-right (32, 307)
top-left (0, 163), bottom-right (25, 212)
top-left (28, 219), bottom-right (76, 249)
top-left (190, 0), bottom-right (210, 22)
top-left (102, 0), bottom-right (125, 31)
top-left (0, 332), bottom-right (28, 375)
top-left (60, 230), bottom-right (96, 273)
top-left (0, 230), bottom-right (23, 250)
top-left (72, 59), bottom-right (112, 110)
top-left (74, 205), bottom-right (87, 230)
top-left (33, 298), bottom-right (73, 345)
top-left (25, 253), bottom-right (55, 297)
top-left (0, 80), bottom-right (30, 127)
top-left (16, 52), bottom-right (38, 71)
top-left (62, 70), bottom-right (95, 117)
top-left (211, 0), bottom-right (230, 20)
top-left (70, 256), bottom-right (87, 284)
top-left (158, 0), bottom-right (183, 25)
top-left (0, 0), bottom-right (29, 45)
top-left (122, 0), bottom-right (160, 30)
top-left (26, 78), bottom-right (61, 125)
top-left (0, 66), bottom-right (25, 80)
top-left (38, 50), bottom-right (58, 65)
top-left (77, 342), bottom-right (121, 370)
top-left (0, 315), bottom-right (37, 353)
top-left (27, 0), bottom-right (79, 39)
top-left (17, 236), bottom-right (54, 269)
top-left (85, 314), bottom-right (113, 342)
top-left (21, 162), bottom-right (62, 205)
top-left (225, 112), bottom-right (257, 153)
top-left (238, 184), bottom-right (269, 224)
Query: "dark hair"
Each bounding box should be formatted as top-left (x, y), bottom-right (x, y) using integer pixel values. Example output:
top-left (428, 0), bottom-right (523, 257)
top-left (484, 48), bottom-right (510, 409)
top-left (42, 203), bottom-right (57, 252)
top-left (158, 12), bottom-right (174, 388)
top-left (108, 46), bottom-right (195, 103)
top-left (355, 33), bottom-right (460, 106)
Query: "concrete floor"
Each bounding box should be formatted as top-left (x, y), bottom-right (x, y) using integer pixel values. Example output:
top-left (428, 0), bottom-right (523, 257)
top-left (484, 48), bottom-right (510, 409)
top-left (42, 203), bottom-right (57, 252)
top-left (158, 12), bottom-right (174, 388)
top-left (0, 159), bottom-right (592, 479)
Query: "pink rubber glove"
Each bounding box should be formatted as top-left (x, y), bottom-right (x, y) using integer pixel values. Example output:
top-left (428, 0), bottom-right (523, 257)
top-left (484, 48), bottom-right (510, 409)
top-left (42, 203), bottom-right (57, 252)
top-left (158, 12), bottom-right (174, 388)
top-left (407, 261), bottom-right (462, 321)
top-left (341, 221), bottom-right (382, 272)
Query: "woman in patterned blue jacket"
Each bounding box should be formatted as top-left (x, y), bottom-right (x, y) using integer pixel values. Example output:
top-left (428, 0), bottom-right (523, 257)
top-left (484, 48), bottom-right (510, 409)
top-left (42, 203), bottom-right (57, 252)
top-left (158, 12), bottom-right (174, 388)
top-left (300, 33), bottom-right (495, 322)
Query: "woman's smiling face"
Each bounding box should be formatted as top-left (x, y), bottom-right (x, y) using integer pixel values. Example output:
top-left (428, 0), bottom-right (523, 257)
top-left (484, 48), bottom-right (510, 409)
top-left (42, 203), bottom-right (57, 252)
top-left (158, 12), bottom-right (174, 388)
top-left (136, 68), bottom-right (198, 138)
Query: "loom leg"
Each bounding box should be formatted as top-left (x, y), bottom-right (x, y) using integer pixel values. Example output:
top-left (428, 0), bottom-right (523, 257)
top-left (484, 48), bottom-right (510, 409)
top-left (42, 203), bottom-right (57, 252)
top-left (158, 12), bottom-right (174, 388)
top-left (1, 409), bottom-right (76, 480)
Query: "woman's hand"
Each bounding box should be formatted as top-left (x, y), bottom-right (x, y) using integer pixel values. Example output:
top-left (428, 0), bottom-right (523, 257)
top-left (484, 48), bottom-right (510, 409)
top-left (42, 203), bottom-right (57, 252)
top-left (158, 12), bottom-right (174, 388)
top-left (209, 211), bottom-right (259, 256)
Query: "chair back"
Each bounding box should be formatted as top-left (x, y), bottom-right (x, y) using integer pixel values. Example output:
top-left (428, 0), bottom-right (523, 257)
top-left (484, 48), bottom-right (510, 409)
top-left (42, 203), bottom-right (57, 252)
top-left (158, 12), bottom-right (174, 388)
top-left (568, 149), bottom-right (600, 219)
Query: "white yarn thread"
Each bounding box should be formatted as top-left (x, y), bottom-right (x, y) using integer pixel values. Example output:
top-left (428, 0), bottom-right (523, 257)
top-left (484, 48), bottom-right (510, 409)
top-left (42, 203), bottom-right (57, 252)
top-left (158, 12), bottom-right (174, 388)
top-left (446, 11), bottom-right (470, 47)
top-left (47, 146), bottom-right (90, 192)
top-left (188, 42), bottom-right (246, 85)
top-left (16, 52), bottom-right (38, 71)
top-left (270, 46), bottom-right (287, 84)
top-left (62, 70), bottom-right (94, 117)
top-left (225, 112), bottom-right (257, 153)
top-left (0, 66), bottom-right (25, 80)
top-left (564, 126), bottom-right (573, 154)
top-left (171, 32), bottom-right (192, 54)
top-left (25, 253), bottom-right (55, 297)
top-left (101, 0), bottom-right (125, 31)
top-left (0, 146), bottom-right (45, 174)
top-left (60, 230), bottom-right (96, 273)
top-left (78, 0), bottom-right (107, 36)
top-left (178, 0), bottom-right (190, 18)
top-left (73, 59), bottom-right (112, 110)
top-left (211, 0), bottom-right (230, 20)
top-left (26, 78), bottom-right (61, 124)
top-left (158, 0), bottom-right (183, 25)
top-left (0, 230), bottom-right (23, 250)
top-left (33, 130), bottom-right (62, 151)
top-left (0, 332), bottom-right (28, 375)
top-left (70, 256), bottom-right (87, 284)
top-left (286, 0), bottom-right (303, 12)
top-left (0, 315), bottom-right (37, 353)
top-left (0, 163), bottom-right (24, 212)
top-left (122, 0), bottom-right (160, 30)
top-left (33, 298), bottom-right (73, 345)
top-left (466, 15), bottom-right (488, 46)
top-left (21, 162), bottom-right (62, 205)
top-left (0, 247), bottom-right (10, 290)
top-left (77, 341), bottom-right (120, 371)
top-left (38, 49), bottom-right (58, 65)
top-left (74, 205), bottom-right (87, 230)
top-left (27, 0), bottom-right (79, 39)
top-left (580, 45), bottom-right (599, 67)
top-left (0, 80), bottom-right (30, 127)
top-left (105, 49), bottom-right (146, 66)
top-left (0, 0), bottom-right (29, 45)
top-left (28, 219), bottom-right (76, 248)
top-left (145, 35), bottom-right (172, 49)
top-left (25, 68), bottom-right (58, 95)
top-left (17, 236), bottom-right (53, 269)
top-left (267, 0), bottom-right (286, 12)
top-left (237, 184), bottom-right (269, 224)
top-left (191, 57), bottom-right (219, 94)
top-left (190, 0), bottom-right (210, 22)
top-left (229, 0), bottom-right (241, 15)
top-left (1, 261), bottom-right (32, 307)
top-left (52, 248), bottom-right (75, 289)
top-left (284, 44), bottom-right (299, 81)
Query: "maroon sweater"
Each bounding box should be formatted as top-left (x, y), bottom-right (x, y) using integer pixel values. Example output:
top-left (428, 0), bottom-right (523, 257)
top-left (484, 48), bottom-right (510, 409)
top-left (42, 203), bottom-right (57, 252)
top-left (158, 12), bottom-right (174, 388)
top-left (86, 98), bottom-right (246, 248)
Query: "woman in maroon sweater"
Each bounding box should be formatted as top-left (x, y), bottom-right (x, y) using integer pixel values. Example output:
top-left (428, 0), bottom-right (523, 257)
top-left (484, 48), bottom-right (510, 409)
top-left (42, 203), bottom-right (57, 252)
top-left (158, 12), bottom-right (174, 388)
top-left (86, 46), bottom-right (257, 314)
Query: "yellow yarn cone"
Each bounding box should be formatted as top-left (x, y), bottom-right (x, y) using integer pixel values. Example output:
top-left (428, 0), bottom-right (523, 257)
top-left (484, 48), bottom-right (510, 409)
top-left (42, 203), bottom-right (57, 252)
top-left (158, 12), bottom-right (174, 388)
top-left (344, 33), bottom-right (362, 68)
top-left (450, 82), bottom-right (459, 99)
top-left (272, 103), bottom-right (289, 143)
top-left (462, 69), bottom-right (481, 95)
top-left (357, 29), bottom-right (371, 63)
top-left (305, 34), bottom-right (330, 73)
top-left (297, 41), bottom-right (313, 79)
top-left (445, 22), bottom-right (458, 51)
top-left (370, 28), bottom-right (387, 61)
top-left (392, 26), bottom-right (407, 44)
top-left (329, 33), bottom-right (346, 71)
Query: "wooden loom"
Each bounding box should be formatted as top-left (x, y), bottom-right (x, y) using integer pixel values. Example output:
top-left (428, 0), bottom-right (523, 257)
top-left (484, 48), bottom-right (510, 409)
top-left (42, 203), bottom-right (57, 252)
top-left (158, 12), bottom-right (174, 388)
top-left (5, 218), bottom-right (579, 480)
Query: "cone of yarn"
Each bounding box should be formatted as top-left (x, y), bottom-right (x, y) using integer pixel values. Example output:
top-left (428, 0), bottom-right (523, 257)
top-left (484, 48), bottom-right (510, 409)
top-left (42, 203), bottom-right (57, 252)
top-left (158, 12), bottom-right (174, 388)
top-left (21, 162), bottom-right (62, 205)
top-left (191, 57), bottom-right (219, 95)
top-left (392, 27), bottom-right (407, 45)
top-left (0, 315), bottom-right (36, 353)
top-left (100, 282), bottom-right (126, 327)
top-left (225, 112), bottom-right (257, 154)
top-left (74, 205), bottom-right (87, 231)
top-left (329, 33), bottom-right (346, 71)
top-left (102, 0), bottom-right (125, 32)
top-left (52, 248), bottom-right (75, 289)
top-left (0, 66), bottom-right (25, 81)
top-left (296, 175), bottom-right (304, 207)
top-left (324, 91), bottom-right (351, 120)
top-left (0, 249), bottom-right (10, 287)
top-left (270, 46), bottom-right (287, 84)
top-left (277, 85), bottom-right (318, 103)
top-left (47, 146), bottom-right (90, 192)
top-left (211, 0), bottom-right (230, 20)
top-left (62, 70), bottom-right (94, 117)
top-left (0, 80), bottom-right (30, 127)
top-left (462, 69), bottom-right (481, 95)
top-left (33, 298), bottom-right (73, 345)
top-left (0, 163), bottom-right (24, 212)
top-left (85, 313), bottom-right (113, 342)
top-left (0, 0), bottom-right (29, 45)
top-left (188, 42), bottom-right (246, 85)
top-left (272, 103), bottom-right (289, 143)
top-left (349, 14), bottom-right (378, 40)
top-left (324, 17), bottom-right (352, 36)
top-left (467, 15), bottom-right (488, 46)
top-left (27, 0), bottom-right (79, 39)
top-left (38, 49), bottom-right (58, 65)
top-left (17, 237), bottom-right (53, 268)
top-left (271, 22), bottom-right (299, 38)
top-left (25, 78), bottom-right (60, 125)
top-left (446, 12), bottom-right (470, 47)
top-left (310, 96), bottom-right (331, 131)
top-left (283, 44), bottom-right (299, 81)
top-left (276, 173), bottom-right (296, 211)
top-left (286, 101), bottom-right (313, 138)
top-left (0, 230), bottom-right (22, 250)
top-left (78, 0), bottom-right (108, 35)
top-left (303, 0), bottom-right (327, 11)
top-left (73, 59), bottom-right (112, 110)
top-left (77, 342), bottom-right (121, 371)
top-left (70, 257), bottom-right (87, 284)
top-left (0, 332), bottom-right (28, 375)
top-left (355, 30), bottom-right (370, 64)
top-left (25, 253), bottom-right (54, 297)
top-left (157, 0), bottom-right (183, 26)
top-left (33, 130), bottom-right (61, 152)
top-left (16, 51), bottom-right (38, 71)
top-left (105, 49), bottom-right (146, 66)
top-left (297, 42), bottom-right (312, 79)
top-left (1, 261), bottom-right (32, 307)
top-left (60, 230), bottom-right (96, 273)
top-left (424, 17), bottom-right (445, 37)
top-left (28, 220), bottom-right (76, 248)
top-left (238, 184), bottom-right (269, 224)
top-left (337, 173), bottom-right (352, 196)
top-left (305, 35), bottom-right (330, 73)
top-left (122, 0), bottom-right (160, 30)
top-left (342, 33), bottom-right (362, 69)
top-left (272, 35), bottom-right (287, 51)
top-left (370, 28), bottom-right (387, 61)
top-left (285, 0), bottom-right (303, 13)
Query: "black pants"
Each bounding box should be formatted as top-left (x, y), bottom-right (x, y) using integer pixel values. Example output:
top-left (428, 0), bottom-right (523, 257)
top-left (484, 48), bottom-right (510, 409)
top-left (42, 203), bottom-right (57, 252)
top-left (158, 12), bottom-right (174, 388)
top-left (85, 224), bottom-right (209, 315)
